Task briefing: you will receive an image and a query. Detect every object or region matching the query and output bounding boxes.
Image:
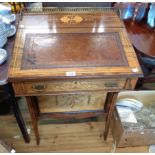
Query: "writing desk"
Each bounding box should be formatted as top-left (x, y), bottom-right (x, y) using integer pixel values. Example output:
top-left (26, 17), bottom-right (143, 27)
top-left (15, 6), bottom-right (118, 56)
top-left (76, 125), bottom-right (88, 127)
top-left (8, 8), bottom-right (142, 145)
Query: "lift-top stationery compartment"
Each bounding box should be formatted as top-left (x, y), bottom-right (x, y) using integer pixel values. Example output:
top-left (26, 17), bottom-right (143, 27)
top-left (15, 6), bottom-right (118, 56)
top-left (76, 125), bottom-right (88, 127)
top-left (9, 9), bottom-right (142, 95)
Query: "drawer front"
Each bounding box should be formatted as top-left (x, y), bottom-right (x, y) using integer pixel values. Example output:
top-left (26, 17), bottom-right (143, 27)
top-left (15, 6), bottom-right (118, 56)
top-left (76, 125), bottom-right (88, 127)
top-left (13, 78), bottom-right (126, 96)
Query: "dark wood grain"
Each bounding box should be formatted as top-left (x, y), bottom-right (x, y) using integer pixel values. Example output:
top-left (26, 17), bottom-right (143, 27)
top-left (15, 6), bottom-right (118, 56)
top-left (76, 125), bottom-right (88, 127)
top-left (19, 12), bottom-right (124, 29)
top-left (124, 20), bottom-right (155, 58)
top-left (124, 20), bottom-right (155, 90)
top-left (39, 111), bottom-right (104, 119)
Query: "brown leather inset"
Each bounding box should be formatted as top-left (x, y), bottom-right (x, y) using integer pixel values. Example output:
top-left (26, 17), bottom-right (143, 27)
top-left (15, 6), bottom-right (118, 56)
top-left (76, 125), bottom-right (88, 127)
top-left (22, 33), bottom-right (128, 70)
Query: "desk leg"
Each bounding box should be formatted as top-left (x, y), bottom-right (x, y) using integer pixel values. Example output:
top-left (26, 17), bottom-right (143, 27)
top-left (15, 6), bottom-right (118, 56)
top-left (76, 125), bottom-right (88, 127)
top-left (2, 83), bottom-right (30, 143)
top-left (26, 96), bottom-right (40, 145)
top-left (11, 97), bottom-right (30, 143)
top-left (104, 92), bottom-right (118, 140)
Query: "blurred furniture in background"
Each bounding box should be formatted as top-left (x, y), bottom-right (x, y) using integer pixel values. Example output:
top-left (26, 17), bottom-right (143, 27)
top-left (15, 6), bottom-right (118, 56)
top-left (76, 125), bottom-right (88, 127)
top-left (114, 2), bottom-right (149, 21)
top-left (0, 15), bottom-right (30, 143)
top-left (124, 19), bottom-right (155, 90)
top-left (0, 87), bottom-right (11, 115)
top-left (114, 2), bottom-right (155, 90)
top-left (124, 20), bottom-right (155, 58)
top-left (134, 47), bottom-right (155, 90)
top-left (7, 2), bottom-right (24, 13)
top-left (147, 3), bottom-right (155, 27)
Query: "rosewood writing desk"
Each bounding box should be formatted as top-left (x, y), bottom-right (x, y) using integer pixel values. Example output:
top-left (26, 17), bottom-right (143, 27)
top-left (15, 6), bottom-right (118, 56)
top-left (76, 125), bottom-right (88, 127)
top-left (8, 8), bottom-right (143, 145)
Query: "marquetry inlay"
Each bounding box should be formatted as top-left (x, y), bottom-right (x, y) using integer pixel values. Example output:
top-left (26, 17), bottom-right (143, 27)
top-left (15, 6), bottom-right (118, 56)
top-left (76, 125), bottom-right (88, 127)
top-left (60, 15), bottom-right (83, 23)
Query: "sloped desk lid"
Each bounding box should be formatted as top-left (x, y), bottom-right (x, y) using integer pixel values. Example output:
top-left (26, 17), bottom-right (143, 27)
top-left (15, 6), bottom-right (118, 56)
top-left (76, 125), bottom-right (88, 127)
top-left (9, 11), bottom-right (142, 81)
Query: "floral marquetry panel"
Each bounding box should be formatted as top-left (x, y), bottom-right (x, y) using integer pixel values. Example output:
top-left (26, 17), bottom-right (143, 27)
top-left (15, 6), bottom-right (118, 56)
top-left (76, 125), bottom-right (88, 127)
top-left (38, 93), bottom-right (107, 113)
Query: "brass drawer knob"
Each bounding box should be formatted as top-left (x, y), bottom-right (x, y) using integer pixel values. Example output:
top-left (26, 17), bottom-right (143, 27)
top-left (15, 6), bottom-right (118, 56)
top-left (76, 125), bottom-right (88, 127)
top-left (33, 84), bottom-right (46, 91)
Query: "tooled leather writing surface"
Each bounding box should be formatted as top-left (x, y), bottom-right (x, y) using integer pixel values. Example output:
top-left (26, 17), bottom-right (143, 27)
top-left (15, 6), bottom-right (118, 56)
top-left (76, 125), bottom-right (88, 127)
top-left (22, 33), bottom-right (128, 70)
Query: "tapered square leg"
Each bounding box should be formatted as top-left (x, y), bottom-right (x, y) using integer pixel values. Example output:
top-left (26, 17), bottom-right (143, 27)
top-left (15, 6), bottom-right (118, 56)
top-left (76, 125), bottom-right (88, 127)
top-left (2, 83), bottom-right (30, 143)
top-left (104, 92), bottom-right (118, 140)
top-left (26, 96), bottom-right (40, 145)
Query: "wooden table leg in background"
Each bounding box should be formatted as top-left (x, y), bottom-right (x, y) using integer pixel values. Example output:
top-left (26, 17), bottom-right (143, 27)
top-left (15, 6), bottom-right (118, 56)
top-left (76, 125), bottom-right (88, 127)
top-left (2, 83), bottom-right (30, 143)
top-left (104, 92), bottom-right (118, 140)
top-left (26, 96), bottom-right (40, 145)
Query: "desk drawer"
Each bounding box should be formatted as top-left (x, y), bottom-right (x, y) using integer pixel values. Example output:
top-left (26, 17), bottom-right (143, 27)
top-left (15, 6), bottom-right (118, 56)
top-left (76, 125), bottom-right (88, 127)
top-left (13, 78), bottom-right (126, 96)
